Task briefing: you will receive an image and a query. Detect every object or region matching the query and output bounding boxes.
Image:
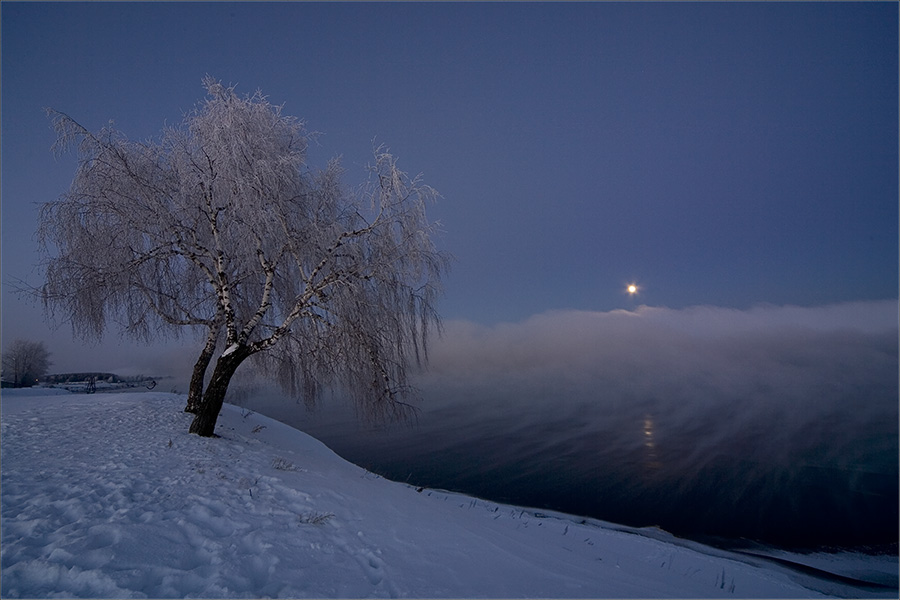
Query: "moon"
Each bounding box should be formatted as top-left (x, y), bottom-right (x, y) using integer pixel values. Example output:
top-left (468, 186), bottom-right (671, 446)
top-left (627, 284), bottom-right (638, 295)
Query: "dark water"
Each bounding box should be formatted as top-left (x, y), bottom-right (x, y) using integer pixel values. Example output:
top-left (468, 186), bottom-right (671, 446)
top-left (242, 381), bottom-right (898, 554)
top-left (232, 321), bottom-right (899, 554)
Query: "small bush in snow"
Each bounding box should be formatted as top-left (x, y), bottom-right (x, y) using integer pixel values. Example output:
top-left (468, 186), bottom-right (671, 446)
top-left (297, 511), bottom-right (334, 526)
top-left (272, 457), bottom-right (298, 471)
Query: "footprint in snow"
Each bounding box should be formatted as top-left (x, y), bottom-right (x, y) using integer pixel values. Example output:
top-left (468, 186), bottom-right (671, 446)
top-left (356, 550), bottom-right (385, 585)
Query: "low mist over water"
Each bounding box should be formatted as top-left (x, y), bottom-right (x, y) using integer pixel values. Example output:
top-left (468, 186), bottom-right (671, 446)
top-left (236, 301), bottom-right (899, 552)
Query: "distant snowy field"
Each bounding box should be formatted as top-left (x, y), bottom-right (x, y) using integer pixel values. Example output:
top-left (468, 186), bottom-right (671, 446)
top-left (1, 390), bottom-right (896, 598)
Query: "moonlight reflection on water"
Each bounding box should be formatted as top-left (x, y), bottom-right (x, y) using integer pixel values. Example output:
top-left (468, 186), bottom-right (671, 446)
top-left (642, 414), bottom-right (662, 474)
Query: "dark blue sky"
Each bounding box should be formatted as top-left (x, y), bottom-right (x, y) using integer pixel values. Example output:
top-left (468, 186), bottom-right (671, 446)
top-left (2, 2), bottom-right (897, 374)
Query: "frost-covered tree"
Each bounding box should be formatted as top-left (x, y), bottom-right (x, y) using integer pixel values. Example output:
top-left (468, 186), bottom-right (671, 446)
top-left (2, 339), bottom-right (52, 387)
top-left (40, 77), bottom-right (448, 436)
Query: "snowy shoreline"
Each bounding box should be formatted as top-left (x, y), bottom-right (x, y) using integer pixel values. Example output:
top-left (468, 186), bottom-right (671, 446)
top-left (2, 390), bottom-right (896, 598)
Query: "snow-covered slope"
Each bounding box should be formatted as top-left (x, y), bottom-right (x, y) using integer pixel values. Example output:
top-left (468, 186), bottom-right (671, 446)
top-left (1, 391), bottom-right (895, 598)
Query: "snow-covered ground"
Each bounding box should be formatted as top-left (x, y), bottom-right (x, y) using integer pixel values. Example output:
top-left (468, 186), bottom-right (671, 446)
top-left (1, 390), bottom-right (896, 598)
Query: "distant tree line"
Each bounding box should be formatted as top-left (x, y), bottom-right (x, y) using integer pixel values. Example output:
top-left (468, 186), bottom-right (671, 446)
top-left (42, 373), bottom-right (154, 385)
top-left (1, 339), bottom-right (52, 388)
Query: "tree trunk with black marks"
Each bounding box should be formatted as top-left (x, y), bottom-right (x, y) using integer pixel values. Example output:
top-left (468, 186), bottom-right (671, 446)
top-left (184, 337), bottom-right (218, 414)
top-left (189, 344), bottom-right (252, 437)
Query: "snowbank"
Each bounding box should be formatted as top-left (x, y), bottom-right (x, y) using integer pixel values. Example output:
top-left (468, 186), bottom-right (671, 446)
top-left (1, 391), bottom-right (895, 598)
